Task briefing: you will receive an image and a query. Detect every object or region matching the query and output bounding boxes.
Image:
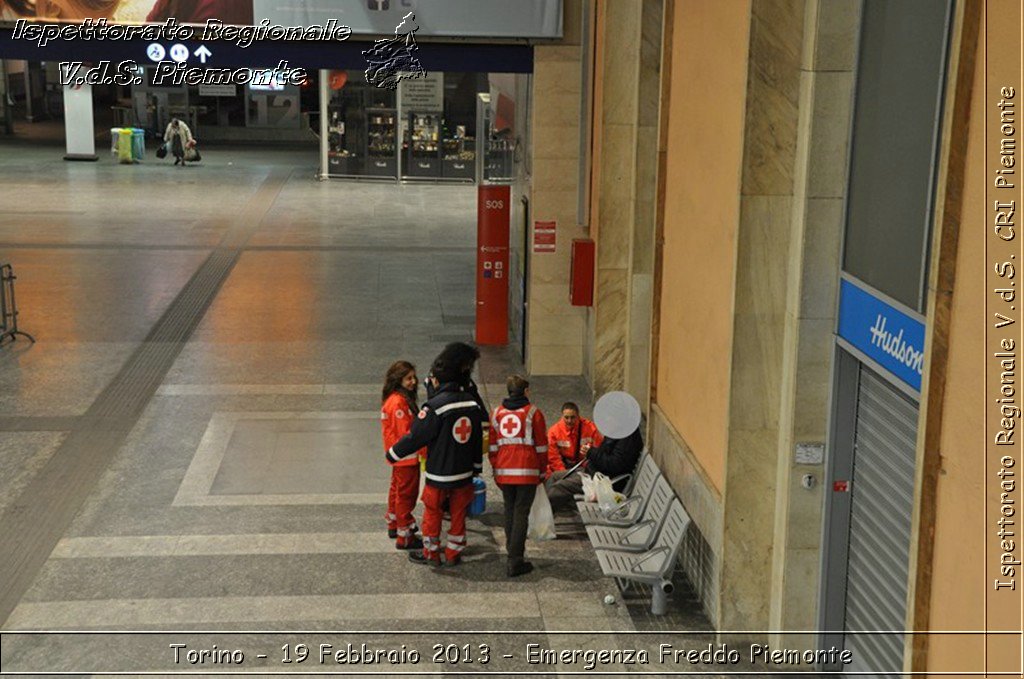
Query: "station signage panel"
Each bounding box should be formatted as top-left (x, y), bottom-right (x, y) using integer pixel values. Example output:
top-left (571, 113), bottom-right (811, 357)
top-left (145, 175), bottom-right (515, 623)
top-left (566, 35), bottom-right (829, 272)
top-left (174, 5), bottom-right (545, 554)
top-left (837, 277), bottom-right (926, 392)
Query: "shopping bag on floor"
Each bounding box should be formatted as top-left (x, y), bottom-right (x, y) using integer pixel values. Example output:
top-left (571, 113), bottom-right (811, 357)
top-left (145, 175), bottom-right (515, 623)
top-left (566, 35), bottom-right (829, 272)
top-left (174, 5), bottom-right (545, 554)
top-left (594, 472), bottom-right (624, 513)
top-left (527, 485), bottom-right (557, 541)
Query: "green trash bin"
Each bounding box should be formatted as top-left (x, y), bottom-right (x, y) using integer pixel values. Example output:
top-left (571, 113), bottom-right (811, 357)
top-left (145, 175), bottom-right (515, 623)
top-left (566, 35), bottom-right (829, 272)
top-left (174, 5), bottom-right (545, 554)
top-left (130, 128), bottom-right (145, 161)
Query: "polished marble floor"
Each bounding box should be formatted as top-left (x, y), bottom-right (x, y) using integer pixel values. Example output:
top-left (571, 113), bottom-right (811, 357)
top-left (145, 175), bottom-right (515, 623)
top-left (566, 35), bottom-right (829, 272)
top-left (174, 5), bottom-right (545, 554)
top-left (0, 141), bottom-right (720, 674)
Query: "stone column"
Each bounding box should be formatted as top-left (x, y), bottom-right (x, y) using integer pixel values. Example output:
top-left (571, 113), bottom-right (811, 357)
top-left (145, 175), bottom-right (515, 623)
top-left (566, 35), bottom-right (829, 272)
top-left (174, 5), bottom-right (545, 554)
top-left (590, 0), bottom-right (662, 410)
top-left (526, 2), bottom-right (587, 375)
top-left (719, 0), bottom-right (807, 636)
top-left (767, 0), bottom-right (860, 648)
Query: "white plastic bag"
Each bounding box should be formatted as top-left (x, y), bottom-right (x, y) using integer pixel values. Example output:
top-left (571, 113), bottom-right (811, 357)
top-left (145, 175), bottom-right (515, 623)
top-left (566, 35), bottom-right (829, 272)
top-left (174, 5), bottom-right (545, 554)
top-left (594, 472), bottom-right (625, 513)
top-left (527, 484), bottom-right (557, 541)
top-left (580, 473), bottom-right (596, 502)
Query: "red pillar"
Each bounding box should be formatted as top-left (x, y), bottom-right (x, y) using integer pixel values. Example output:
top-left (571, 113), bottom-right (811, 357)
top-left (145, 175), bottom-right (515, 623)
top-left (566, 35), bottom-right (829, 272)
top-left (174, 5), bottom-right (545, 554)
top-left (476, 185), bottom-right (510, 345)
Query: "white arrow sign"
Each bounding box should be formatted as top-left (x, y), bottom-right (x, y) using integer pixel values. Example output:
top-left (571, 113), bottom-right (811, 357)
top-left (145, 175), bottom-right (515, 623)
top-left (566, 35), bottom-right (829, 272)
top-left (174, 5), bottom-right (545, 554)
top-left (194, 45), bottom-right (212, 64)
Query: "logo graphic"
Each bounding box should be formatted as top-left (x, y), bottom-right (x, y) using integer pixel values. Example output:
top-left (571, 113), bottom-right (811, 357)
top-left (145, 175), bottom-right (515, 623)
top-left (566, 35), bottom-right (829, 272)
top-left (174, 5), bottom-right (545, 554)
top-left (362, 12), bottom-right (426, 90)
top-left (452, 416), bottom-right (473, 444)
top-left (499, 413), bottom-right (522, 439)
top-left (146, 43), bottom-right (166, 62)
top-left (169, 43), bottom-right (190, 63)
top-left (396, 409), bottom-right (404, 419)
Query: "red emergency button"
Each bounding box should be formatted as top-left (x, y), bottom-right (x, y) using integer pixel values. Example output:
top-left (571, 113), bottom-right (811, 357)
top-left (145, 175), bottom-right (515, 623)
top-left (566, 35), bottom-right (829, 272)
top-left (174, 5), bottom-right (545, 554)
top-left (833, 480), bottom-right (850, 492)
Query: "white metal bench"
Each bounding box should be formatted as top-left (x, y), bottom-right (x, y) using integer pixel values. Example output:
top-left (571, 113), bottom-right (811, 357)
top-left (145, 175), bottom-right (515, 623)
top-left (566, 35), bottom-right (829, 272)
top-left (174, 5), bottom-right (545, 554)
top-left (585, 474), bottom-right (674, 552)
top-left (594, 498), bottom-right (691, 614)
top-left (576, 454), bottom-right (660, 527)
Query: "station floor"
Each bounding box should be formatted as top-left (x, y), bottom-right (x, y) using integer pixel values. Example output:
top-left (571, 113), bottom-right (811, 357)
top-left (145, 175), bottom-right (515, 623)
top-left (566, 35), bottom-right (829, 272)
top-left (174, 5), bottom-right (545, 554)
top-left (0, 140), bottom-right (727, 675)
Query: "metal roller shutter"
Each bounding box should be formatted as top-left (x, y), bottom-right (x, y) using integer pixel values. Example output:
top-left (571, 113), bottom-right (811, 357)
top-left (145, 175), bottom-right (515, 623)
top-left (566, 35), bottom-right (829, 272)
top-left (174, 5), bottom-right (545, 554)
top-left (843, 367), bottom-right (918, 675)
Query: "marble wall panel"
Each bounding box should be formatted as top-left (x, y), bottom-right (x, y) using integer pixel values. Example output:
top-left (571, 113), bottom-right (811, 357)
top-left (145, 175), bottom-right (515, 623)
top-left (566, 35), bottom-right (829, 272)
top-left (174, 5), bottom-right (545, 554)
top-left (733, 195), bottom-right (794, 318)
top-left (799, 198), bottom-right (844, 320)
top-left (529, 312), bottom-right (585, 348)
top-left (593, 268), bottom-right (628, 393)
top-left (721, 426), bottom-right (782, 631)
top-left (530, 342), bottom-right (583, 375)
top-left (599, 0), bottom-right (641, 126)
top-left (792, 317), bottom-right (834, 440)
top-left (805, 71), bottom-right (856, 199)
top-left (803, 0), bottom-right (862, 72)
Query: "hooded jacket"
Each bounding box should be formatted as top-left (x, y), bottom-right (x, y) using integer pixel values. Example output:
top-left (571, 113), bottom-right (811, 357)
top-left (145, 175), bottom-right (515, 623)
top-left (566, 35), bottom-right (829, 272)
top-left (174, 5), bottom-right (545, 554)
top-left (488, 394), bottom-right (548, 485)
top-left (587, 427), bottom-right (643, 481)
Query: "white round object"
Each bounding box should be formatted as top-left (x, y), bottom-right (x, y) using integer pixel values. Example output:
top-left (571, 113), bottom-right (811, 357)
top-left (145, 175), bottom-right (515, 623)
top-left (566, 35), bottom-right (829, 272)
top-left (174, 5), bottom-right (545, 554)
top-left (593, 391), bottom-right (641, 439)
top-left (603, 594), bottom-right (616, 605)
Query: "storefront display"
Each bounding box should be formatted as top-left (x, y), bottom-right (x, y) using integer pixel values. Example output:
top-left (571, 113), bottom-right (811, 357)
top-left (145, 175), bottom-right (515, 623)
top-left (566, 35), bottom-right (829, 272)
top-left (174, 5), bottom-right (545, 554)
top-left (327, 106), bottom-right (360, 175)
top-left (405, 112), bottom-right (441, 178)
top-left (321, 71), bottom-right (498, 183)
top-left (366, 108), bottom-right (397, 178)
top-left (442, 125), bottom-right (475, 180)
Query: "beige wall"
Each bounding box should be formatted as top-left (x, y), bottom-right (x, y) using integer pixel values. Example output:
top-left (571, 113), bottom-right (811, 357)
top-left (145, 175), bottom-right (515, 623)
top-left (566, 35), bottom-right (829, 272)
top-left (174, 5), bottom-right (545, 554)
top-left (526, 0), bottom-right (587, 376)
top-left (925, 18), bottom-right (985, 672)
top-left (655, 0), bottom-right (751, 492)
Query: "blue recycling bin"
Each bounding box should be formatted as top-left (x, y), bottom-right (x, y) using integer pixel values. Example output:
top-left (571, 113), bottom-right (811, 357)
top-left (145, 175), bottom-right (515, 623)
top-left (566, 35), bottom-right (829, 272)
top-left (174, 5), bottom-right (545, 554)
top-left (130, 128), bottom-right (145, 161)
top-left (469, 477), bottom-right (486, 516)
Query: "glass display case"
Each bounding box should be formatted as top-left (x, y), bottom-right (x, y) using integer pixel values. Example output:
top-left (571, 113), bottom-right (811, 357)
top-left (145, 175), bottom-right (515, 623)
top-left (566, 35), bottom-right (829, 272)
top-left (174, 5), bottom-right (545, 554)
top-left (442, 124), bottom-right (475, 181)
top-left (365, 108), bottom-right (397, 178)
top-left (327, 104), bottom-right (361, 176)
top-left (405, 112), bottom-right (442, 178)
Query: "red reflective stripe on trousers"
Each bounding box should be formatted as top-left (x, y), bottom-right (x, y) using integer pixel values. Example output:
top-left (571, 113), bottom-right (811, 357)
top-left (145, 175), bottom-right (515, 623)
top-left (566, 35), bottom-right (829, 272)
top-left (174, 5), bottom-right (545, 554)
top-left (420, 483), bottom-right (474, 563)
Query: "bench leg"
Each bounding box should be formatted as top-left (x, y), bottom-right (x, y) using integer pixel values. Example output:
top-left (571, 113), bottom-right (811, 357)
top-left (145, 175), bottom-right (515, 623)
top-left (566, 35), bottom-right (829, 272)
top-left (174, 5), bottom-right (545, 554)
top-left (650, 579), bottom-right (673, 615)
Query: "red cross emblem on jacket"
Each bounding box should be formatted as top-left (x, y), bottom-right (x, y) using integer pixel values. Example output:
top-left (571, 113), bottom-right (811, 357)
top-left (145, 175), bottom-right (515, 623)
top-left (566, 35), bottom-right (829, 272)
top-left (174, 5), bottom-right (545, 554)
top-left (488, 404), bottom-right (548, 486)
top-left (452, 416), bottom-right (473, 444)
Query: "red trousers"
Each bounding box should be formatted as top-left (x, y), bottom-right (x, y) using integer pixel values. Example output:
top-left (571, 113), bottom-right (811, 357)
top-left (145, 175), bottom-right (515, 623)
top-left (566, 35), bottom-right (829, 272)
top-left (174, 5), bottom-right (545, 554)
top-left (386, 465), bottom-right (420, 546)
top-left (420, 483), bottom-right (474, 563)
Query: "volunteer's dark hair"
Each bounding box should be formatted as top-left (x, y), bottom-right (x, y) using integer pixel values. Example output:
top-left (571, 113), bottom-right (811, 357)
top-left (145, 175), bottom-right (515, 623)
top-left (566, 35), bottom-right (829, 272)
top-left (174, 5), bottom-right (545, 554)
top-left (431, 342), bottom-right (480, 384)
top-left (561, 402), bottom-right (580, 414)
top-left (506, 375), bottom-right (529, 397)
top-left (382, 360), bottom-right (416, 404)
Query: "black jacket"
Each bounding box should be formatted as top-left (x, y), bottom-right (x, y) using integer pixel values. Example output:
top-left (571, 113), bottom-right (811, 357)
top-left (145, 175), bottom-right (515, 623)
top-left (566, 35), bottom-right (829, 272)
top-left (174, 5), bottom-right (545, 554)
top-left (587, 427), bottom-right (643, 481)
top-left (387, 382), bottom-right (485, 488)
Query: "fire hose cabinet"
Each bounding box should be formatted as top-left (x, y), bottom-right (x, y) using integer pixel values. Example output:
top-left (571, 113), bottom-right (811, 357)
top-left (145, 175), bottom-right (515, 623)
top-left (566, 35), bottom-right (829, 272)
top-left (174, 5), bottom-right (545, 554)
top-left (570, 238), bottom-right (595, 306)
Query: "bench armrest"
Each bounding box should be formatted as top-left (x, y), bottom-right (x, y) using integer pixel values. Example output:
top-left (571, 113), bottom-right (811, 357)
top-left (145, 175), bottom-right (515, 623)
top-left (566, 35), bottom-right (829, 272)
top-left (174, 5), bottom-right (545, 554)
top-left (620, 520), bottom-right (655, 544)
top-left (631, 546), bottom-right (671, 574)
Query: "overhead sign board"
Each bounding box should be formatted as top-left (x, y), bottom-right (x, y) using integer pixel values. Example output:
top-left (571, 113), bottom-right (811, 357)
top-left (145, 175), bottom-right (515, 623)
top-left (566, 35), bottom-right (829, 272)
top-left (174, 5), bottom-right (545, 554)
top-left (253, 0), bottom-right (562, 39)
top-left (2, 1), bottom-right (562, 38)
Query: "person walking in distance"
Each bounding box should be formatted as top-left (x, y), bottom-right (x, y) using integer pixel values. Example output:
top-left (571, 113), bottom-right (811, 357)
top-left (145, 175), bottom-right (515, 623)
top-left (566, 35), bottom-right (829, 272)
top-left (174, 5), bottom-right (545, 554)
top-left (163, 117), bottom-right (193, 166)
top-left (489, 375), bottom-right (548, 577)
top-left (380, 361), bottom-right (424, 550)
top-left (387, 343), bottom-right (485, 566)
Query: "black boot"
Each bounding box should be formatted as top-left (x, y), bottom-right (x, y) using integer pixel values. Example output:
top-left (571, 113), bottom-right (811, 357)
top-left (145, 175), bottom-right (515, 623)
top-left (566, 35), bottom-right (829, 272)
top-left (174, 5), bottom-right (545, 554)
top-left (507, 560), bottom-right (534, 578)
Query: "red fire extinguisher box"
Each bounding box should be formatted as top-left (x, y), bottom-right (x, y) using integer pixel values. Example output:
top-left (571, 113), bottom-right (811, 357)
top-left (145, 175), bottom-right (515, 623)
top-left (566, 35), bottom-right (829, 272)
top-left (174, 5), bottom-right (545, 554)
top-left (570, 238), bottom-right (595, 306)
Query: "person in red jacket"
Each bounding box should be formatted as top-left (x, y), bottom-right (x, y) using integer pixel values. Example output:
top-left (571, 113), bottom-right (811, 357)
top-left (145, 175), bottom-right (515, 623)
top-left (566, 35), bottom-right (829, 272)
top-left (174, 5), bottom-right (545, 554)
top-left (544, 402), bottom-right (603, 511)
top-left (489, 375), bottom-right (548, 577)
top-left (380, 360), bottom-right (424, 550)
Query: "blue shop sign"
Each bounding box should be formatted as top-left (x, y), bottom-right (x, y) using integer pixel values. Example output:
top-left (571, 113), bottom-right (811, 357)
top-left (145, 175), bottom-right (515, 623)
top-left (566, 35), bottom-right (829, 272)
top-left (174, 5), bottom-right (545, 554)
top-left (837, 278), bottom-right (926, 392)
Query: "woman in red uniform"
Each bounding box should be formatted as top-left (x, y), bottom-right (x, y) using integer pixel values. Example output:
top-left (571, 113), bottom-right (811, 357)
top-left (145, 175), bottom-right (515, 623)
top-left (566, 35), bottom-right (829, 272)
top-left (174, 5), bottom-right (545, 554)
top-left (381, 361), bottom-right (424, 550)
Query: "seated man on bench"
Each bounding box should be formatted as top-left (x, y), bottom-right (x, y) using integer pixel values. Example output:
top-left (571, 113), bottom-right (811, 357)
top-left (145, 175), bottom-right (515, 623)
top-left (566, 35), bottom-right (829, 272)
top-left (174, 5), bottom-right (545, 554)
top-left (546, 414), bottom-right (643, 512)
